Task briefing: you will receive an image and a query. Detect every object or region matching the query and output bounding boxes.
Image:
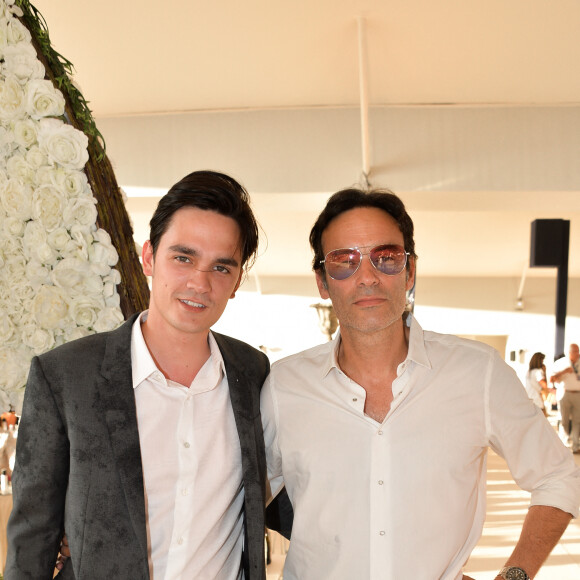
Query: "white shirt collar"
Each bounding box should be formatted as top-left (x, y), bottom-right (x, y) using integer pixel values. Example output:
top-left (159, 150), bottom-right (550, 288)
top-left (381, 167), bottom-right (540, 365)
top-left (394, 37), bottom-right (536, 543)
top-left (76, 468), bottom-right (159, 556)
top-left (131, 310), bottom-right (225, 390)
top-left (321, 314), bottom-right (432, 380)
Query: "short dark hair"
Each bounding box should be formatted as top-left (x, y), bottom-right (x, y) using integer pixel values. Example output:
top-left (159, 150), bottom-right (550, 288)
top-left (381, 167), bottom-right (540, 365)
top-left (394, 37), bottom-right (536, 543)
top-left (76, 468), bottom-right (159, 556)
top-left (149, 170), bottom-right (260, 271)
top-left (309, 187), bottom-right (417, 274)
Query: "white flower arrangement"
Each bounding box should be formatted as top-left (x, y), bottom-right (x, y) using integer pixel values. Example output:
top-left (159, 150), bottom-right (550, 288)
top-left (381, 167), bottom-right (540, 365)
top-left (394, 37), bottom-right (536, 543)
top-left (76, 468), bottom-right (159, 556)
top-left (0, 0), bottom-right (124, 411)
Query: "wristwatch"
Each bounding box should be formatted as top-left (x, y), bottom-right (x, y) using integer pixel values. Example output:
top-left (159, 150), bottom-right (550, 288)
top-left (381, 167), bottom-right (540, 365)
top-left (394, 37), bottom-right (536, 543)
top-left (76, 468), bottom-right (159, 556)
top-left (499, 566), bottom-right (530, 580)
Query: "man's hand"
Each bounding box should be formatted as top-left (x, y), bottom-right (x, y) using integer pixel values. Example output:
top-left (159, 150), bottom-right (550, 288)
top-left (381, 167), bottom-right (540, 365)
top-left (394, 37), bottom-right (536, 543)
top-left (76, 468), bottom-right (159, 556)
top-left (55, 534), bottom-right (70, 570)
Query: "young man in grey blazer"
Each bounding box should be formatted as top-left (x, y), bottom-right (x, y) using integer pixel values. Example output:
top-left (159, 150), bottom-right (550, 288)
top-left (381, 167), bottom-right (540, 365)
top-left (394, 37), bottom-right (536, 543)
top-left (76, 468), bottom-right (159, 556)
top-left (6, 170), bottom-right (275, 579)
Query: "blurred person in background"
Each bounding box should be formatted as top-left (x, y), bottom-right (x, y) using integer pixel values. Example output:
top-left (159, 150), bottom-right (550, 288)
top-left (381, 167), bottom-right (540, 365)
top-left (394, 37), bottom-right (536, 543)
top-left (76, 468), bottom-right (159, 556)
top-left (551, 344), bottom-right (580, 453)
top-left (525, 352), bottom-right (548, 416)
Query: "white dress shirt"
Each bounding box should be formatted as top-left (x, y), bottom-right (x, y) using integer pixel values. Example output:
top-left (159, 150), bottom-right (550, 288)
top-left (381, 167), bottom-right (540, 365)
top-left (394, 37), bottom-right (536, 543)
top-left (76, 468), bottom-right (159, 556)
top-left (553, 356), bottom-right (580, 392)
top-left (524, 368), bottom-right (546, 410)
top-left (132, 312), bottom-right (244, 580)
top-left (261, 315), bottom-right (580, 580)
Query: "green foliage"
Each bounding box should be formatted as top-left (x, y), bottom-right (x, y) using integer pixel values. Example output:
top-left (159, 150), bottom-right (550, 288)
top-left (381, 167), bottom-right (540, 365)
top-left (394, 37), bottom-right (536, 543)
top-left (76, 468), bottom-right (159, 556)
top-left (15, 0), bottom-right (106, 160)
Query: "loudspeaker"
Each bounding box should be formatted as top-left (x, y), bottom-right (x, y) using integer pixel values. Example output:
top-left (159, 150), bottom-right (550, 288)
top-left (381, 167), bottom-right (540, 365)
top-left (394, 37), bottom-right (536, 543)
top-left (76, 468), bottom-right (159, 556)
top-left (530, 219), bottom-right (569, 267)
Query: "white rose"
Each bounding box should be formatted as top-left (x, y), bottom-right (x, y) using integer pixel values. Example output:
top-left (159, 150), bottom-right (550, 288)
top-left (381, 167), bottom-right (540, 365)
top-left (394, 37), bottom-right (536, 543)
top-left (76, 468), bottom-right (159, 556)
top-left (25, 259), bottom-right (51, 289)
top-left (25, 145), bottom-right (47, 169)
top-left (2, 43), bottom-right (44, 84)
top-left (22, 220), bottom-right (48, 258)
top-left (0, 177), bottom-right (32, 219)
top-left (2, 215), bottom-right (24, 237)
top-left (50, 257), bottom-right (88, 289)
top-left (0, 18), bottom-right (8, 55)
top-left (0, 76), bottom-right (24, 120)
top-left (31, 284), bottom-right (69, 329)
top-left (68, 294), bottom-right (105, 328)
top-left (79, 272), bottom-right (106, 296)
top-left (21, 323), bottom-right (55, 355)
top-left (47, 227), bottom-right (71, 252)
top-left (102, 270), bottom-right (121, 299)
top-left (0, 3), bottom-right (17, 20)
top-left (0, 235), bottom-right (22, 267)
top-left (90, 233), bottom-right (119, 267)
top-left (32, 184), bottom-right (66, 231)
top-left (38, 118), bottom-right (89, 170)
top-left (6, 17), bottom-right (32, 46)
top-left (63, 325), bottom-right (92, 342)
top-left (6, 152), bottom-right (34, 182)
top-left (0, 312), bottom-right (15, 345)
top-left (94, 307), bottom-right (124, 333)
top-left (12, 118), bottom-right (38, 148)
top-left (26, 79), bottom-right (65, 119)
top-left (0, 126), bottom-right (17, 165)
top-left (63, 224), bottom-right (92, 261)
top-left (106, 268), bottom-right (122, 286)
top-left (103, 270), bottom-right (122, 307)
top-left (34, 164), bottom-right (53, 185)
top-left (89, 260), bottom-right (111, 277)
top-left (4, 251), bottom-right (26, 280)
top-left (63, 196), bottom-right (98, 228)
top-left (11, 278), bottom-right (34, 302)
top-left (46, 167), bottom-right (89, 198)
top-left (62, 170), bottom-right (90, 198)
top-left (36, 241), bottom-right (58, 266)
top-left (0, 346), bottom-right (30, 391)
top-left (105, 292), bottom-right (120, 309)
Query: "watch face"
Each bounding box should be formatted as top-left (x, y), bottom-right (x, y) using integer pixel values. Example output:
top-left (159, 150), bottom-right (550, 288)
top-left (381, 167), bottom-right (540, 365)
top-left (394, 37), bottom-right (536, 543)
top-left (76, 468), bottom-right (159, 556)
top-left (505, 568), bottom-right (528, 580)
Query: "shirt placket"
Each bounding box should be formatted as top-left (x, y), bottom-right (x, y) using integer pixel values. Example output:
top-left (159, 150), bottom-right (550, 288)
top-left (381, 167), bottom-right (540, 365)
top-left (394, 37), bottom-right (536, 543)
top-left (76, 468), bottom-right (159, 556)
top-left (369, 421), bottom-right (389, 577)
top-left (166, 393), bottom-right (196, 579)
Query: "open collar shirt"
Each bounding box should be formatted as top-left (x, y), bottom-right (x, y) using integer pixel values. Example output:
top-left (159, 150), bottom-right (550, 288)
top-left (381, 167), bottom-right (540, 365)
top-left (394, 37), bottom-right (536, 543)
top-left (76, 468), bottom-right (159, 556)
top-left (132, 312), bottom-right (244, 580)
top-left (553, 355), bottom-right (580, 393)
top-left (261, 315), bottom-right (580, 580)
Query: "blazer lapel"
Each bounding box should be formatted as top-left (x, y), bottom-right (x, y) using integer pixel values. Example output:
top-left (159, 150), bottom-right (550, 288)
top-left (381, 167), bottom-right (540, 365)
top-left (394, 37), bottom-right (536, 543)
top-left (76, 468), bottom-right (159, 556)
top-left (213, 332), bottom-right (268, 579)
top-left (99, 314), bottom-right (148, 560)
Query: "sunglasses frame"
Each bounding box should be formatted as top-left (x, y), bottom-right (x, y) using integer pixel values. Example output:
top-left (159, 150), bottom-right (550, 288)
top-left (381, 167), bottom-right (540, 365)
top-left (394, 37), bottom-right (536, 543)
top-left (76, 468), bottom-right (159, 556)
top-left (320, 244), bottom-right (410, 281)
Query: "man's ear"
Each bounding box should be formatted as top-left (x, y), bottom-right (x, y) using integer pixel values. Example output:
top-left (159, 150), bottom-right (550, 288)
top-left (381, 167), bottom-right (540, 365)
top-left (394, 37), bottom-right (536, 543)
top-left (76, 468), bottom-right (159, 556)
top-left (316, 270), bottom-right (330, 299)
top-left (142, 240), bottom-right (154, 277)
top-left (230, 270), bottom-right (243, 299)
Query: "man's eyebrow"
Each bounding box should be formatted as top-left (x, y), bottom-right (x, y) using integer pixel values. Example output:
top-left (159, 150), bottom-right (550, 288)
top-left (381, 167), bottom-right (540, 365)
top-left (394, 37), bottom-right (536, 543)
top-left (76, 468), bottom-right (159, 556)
top-left (168, 244), bottom-right (240, 267)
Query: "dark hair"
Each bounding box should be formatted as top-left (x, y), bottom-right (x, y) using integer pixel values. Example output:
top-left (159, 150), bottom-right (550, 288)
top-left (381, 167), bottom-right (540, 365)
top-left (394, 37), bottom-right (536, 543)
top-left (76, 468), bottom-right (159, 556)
top-left (529, 352), bottom-right (545, 370)
top-left (149, 170), bottom-right (260, 271)
top-left (309, 187), bottom-right (417, 274)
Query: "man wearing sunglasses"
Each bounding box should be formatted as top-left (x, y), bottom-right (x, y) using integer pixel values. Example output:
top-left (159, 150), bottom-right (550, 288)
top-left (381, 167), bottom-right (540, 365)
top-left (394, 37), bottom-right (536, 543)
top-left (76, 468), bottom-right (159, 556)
top-left (261, 187), bottom-right (580, 580)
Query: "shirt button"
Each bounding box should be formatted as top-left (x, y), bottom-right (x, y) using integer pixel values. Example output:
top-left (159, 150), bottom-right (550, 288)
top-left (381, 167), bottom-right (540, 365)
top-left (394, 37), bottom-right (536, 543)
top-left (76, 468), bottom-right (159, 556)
top-left (177, 537), bottom-right (184, 545)
top-left (378, 480), bottom-right (384, 485)
top-left (184, 442), bottom-right (191, 448)
top-left (379, 531), bottom-right (385, 536)
top-left (378, 431), bottom-right (383, 435)
top-left (182, 488), bottom-right (188, 496)
top-left (352, 398), bottom-right (358, 402)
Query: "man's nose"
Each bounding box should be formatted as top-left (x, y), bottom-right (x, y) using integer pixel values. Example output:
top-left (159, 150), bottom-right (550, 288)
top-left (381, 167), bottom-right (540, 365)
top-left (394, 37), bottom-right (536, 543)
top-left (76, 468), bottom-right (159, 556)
top-left (355, 254), bottom-right (380, 285)
top-left (186, 268), bottom-right (212, 292)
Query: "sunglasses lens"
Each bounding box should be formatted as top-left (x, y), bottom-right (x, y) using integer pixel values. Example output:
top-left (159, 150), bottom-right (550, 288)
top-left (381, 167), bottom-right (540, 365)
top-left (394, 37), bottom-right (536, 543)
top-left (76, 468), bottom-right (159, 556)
top-left (325, 249), bottom-right (361, 280)
top-left (370, 245), bottom-right (407, 275)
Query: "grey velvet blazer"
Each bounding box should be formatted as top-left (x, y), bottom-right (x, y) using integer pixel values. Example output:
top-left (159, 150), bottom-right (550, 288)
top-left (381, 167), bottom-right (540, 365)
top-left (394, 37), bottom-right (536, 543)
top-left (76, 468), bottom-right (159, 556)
top-left (5, 314), bottom-right (270, 580)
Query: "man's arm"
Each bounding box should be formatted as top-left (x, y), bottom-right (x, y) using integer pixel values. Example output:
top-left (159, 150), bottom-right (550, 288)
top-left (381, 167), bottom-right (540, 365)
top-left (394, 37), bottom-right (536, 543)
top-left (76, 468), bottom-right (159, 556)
top-left (550, 368), bottom-right (572, 383)
top-left (5, 357), bottom-right (70, 579)
top-left (492, 505), bottom-right (572, 579)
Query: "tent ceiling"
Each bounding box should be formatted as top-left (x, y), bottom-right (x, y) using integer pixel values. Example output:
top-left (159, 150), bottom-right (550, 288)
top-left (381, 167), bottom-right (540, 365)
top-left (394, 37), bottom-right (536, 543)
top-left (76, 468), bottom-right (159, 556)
top-left (32, 0), bottom-right (580, 115)
top-left (30, 0), bottom-right (580, 293)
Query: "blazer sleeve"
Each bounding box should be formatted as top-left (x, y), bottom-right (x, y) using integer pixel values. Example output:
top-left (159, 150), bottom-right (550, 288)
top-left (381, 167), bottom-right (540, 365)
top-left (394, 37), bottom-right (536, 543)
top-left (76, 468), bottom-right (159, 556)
top-left (6, 356), bottom-right (70, 579)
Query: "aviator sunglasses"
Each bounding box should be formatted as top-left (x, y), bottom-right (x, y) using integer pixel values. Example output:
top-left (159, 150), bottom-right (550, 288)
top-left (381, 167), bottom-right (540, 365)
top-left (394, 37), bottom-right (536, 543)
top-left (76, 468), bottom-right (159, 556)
top-left (320, 244), bottom-right (410, 280)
